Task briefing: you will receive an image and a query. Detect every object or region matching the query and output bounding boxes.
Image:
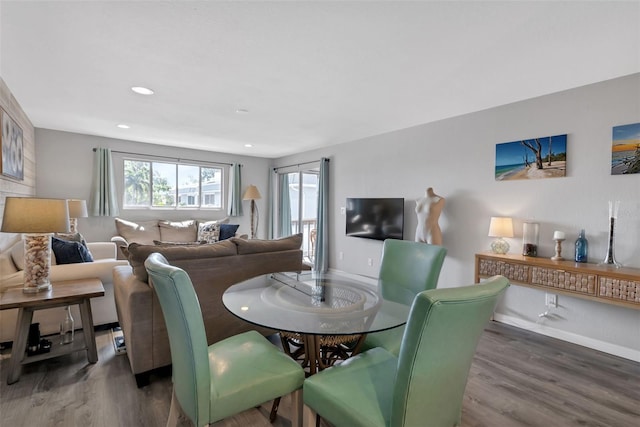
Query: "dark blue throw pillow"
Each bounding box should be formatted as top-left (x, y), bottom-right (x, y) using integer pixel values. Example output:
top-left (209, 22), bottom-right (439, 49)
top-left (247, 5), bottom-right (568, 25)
top-left (51, 236), bottom-right (94, 264)
top-left (219, 224), bottom-right (240, 240)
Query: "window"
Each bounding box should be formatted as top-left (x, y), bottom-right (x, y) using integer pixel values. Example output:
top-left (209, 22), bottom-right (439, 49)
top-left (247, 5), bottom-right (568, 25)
top-left (123, 159), bottom-right (224, 209)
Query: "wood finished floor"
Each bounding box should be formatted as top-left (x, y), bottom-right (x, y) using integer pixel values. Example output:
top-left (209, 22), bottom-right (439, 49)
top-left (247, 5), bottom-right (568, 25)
top-left (1, 321), bottom-right (638, 426)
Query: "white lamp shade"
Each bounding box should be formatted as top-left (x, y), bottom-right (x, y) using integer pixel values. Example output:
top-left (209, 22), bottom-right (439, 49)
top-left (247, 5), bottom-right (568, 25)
top-left (243, 185), bottom-right (262, 201)
top-left (488, 217), bottom-right (514, 238)
top-left (67, 199), bottom-right (88, 218)
top-left (1, 197), bottom-right (70, 233)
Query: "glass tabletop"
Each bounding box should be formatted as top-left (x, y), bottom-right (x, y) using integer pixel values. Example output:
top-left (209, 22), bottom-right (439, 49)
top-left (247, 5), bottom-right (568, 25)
top-left (222, 271), bottom-right (411, 336)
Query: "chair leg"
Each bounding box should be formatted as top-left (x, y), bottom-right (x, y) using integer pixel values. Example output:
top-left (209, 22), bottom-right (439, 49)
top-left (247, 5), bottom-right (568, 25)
top-left (269, 397), bottom-right (281, 422)
top-left (290, 389), bottom-right (303, 427)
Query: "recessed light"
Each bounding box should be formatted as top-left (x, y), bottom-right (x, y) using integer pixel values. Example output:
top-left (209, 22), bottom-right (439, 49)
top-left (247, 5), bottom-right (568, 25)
top-left (117, 124), bottom-right (130, 129)
top-left (131, 86), bottom-right (154, 95)
top-left (244, 144), bottom-right (253, 148)
top-left (236, 108), bottom-right (249, 114)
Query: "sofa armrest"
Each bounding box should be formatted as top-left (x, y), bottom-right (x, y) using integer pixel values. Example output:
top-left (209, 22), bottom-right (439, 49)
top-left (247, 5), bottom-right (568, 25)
top-left (87, 242), bottom-right (118, 260)
top-left (49, 259), bottom-right (130, 284)
top-left (113, 265), bottom-right (156, 375)
top-left (111, 235), bottom-right (129, 246)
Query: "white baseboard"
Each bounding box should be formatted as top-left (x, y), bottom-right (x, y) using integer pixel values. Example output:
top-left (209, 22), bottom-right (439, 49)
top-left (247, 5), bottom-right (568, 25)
top-left (493, 313), bottom-right (640, 362)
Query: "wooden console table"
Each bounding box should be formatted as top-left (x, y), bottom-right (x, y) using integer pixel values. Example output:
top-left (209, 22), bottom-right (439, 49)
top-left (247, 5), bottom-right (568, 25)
top-left (475, 253), bottom-right (640, 310)
top-left (0, 278), bottom-right (105, 384)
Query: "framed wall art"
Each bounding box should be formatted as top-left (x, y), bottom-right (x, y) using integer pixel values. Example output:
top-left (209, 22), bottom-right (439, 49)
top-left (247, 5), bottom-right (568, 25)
top-left (495, 134), bottom-right (567, 181)
top-left (1, 108), bottom-right (24, 180)
top-left (611, 122), bottom-right (640, 175)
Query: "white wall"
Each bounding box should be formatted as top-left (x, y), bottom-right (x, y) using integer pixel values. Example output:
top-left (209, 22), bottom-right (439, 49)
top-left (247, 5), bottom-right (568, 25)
top-left (34, 129), bottom-right (272, 242)
top-left (274, 74), bottom-right (640, 359)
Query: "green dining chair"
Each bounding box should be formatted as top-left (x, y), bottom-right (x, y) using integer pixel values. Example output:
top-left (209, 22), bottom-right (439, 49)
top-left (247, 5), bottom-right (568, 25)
top-left (304, 275), bottom-right (509, 427)
top-left (144, 253), bottom-right (305, 427)
top-left (360, 239), bottom-right (447, 355)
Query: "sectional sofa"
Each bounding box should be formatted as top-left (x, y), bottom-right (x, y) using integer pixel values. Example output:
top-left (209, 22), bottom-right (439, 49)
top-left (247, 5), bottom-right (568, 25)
top-left (112, 233), bottom-right (305, 386)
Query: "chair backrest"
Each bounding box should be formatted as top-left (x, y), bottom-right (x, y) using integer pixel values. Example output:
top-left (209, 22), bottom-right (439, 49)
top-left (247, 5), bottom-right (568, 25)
top-left (391, 275), bottom-right (509, 427)
top-left (379, 239), bottom-right (447, 306)
top-left (144, 252), bottom-right (211, 426)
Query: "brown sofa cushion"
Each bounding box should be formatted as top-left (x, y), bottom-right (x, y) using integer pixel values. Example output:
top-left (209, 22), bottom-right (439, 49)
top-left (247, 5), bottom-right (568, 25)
top-left (231, 233), bottom-right (303, 255)
top-left (127, 240), bottom-right (238, 282)
top-left (115, 218), bottom-right (161, 245)
top-left (158, 220), bottom-right (198, 242)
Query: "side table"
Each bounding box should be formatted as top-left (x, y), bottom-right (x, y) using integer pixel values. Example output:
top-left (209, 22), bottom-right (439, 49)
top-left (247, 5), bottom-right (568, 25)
top-left (0, 278), bottom-right (105, 384)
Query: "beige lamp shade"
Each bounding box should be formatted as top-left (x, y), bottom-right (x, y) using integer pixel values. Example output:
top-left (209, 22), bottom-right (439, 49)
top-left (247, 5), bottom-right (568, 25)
top-left (67, 199), bottom-right (88, 218)
top-left (488, 217), bottom-right (514, 238)
top-left (243, 185), bottom-right (262, 201)
top-left (1, 197), bottom-right (70, 233)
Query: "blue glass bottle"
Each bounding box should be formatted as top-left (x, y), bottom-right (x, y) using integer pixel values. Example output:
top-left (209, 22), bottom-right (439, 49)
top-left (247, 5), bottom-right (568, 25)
top-left (574, 229), bottom-right (588, 263)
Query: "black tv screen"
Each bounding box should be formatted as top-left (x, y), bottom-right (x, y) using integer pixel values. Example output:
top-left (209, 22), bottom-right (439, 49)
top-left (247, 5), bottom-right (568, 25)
top-left (346, 198), bottom-right (404, 241)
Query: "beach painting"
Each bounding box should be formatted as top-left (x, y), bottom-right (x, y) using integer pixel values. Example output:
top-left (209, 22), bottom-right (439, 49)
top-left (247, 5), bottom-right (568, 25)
top-left (611, 122), bottom-right (640, 175)
top-left (495, 134), bottom-right (567, 181)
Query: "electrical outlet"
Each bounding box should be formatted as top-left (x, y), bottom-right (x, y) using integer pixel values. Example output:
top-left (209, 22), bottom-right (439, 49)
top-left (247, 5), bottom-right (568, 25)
top-left (340, 207), bottom-right (346, 215)
top-left (339, 251), bottom-right (344, 260)
top-left (367, 258), bottom-right (373, 267)
top-left (545, 293), bottom-right (558, 308)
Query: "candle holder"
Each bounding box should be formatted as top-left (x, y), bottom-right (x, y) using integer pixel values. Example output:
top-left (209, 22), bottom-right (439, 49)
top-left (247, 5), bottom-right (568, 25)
top-left (551, 238), bottom-right (565, 261)
top-left (601, 200), bottom-right (622, 267)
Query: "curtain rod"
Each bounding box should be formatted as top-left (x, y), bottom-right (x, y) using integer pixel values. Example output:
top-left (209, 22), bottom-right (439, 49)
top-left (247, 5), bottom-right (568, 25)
top-left (273, 158), bottom-right (329, 172)
top-left (93, 148), bottom-right (235, 167)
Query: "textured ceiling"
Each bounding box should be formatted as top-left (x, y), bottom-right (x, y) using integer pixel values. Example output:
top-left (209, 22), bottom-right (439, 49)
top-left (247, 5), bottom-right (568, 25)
top-left (1, 1), bottom-right (639, 158)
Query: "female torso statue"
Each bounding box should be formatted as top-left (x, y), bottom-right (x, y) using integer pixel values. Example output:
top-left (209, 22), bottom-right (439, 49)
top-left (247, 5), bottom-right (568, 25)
top-left (415, 187), bottom-right (445, 245)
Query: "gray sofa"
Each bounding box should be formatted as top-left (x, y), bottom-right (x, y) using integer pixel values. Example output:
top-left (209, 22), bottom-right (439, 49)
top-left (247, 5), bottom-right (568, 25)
top-left (112, 234), bottom-right (304, 386)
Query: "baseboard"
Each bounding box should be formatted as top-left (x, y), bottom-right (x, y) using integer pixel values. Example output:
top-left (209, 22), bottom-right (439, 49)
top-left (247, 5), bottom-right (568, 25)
top-left (493, 313), bottom-right (640, 362)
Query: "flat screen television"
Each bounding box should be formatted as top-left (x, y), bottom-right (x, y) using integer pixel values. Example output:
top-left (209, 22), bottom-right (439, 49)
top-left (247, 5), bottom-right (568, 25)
top-left (345, 197), bottom-right (404, 241)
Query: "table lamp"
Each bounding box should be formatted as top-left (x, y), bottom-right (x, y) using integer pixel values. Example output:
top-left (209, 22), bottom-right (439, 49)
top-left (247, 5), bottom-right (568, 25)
top-left (243, 185), bottom-right (261, 239)
top-left (1, 197), bottom-right (70, 293)
top-left (488, 216), bottom-right (513, 255)
top-left (67, 199), bottom-right (88, 234)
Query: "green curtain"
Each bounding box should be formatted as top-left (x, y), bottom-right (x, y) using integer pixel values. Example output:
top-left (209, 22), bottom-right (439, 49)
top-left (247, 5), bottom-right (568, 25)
top-left (268, 169), bottom-right (275, 239)
top-left (314, 158), bottom-right (329, 272)
top-left (88, 147), bottom-right (120, 216)
top-left (228, 163), bottom-right (243, 217)
top-left (278, 173), bottom-right (291, 237)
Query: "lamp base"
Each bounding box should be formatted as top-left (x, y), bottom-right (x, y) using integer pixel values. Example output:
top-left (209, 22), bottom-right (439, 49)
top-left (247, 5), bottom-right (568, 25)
top-left (490, 238), bottom-right (510, 255)
top-left (22, 233), bottom-right (54, 294)
top-left (23, 283), bottom-right (52, 294)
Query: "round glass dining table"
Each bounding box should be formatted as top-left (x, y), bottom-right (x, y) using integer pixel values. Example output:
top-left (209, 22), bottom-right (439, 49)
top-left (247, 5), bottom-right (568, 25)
top-left (222, 271), bottom-right (411, 374)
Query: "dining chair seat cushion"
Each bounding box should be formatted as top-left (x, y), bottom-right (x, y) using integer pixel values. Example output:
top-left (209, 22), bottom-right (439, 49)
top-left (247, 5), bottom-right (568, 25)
top-left (304, 347), bottom-right (397, 427)
top-left (209, 330), bottom-right (305, 422)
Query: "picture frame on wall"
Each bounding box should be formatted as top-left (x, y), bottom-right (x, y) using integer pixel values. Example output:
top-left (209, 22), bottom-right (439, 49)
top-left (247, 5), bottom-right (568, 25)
top-left (1, 108), bottom-right (24, 180)
top-left (495, 134), bottom-right (567, 181)
top-left (611, 122), bottom-right (640, 175)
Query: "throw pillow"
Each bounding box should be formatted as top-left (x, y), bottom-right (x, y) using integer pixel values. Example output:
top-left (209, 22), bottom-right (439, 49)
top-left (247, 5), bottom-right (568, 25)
top-left (219, 224), bottom-right (240, 241)
top-left (158, 220), bottom-right (198, 242)
top-left (54, 232), bottom-right (87, 247)
top-left (197, 222), bottom-right (221, 243)
top-left (114, 218), bottom-right (161, 245)
top-left (51, 237), bottom-right (94, 264)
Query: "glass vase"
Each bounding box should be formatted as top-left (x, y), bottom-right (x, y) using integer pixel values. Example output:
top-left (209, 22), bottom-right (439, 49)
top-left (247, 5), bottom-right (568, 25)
top-left (601, 201), bottom-right (621, 267)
